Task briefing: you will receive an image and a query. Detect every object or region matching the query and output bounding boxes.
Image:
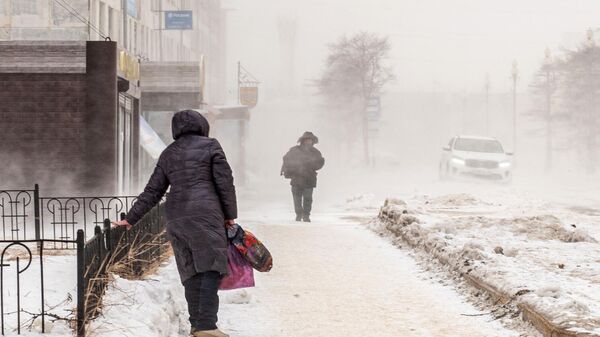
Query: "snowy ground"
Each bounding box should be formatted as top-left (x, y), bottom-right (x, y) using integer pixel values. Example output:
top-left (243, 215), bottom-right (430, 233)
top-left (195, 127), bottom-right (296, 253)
top-left (9, 165), bottom-right (600, 336)
top-left (360, 167), bottom-right (600, 336)
top-left (0, 252), bottom-right (77, 337)
top-left (83, 204), bottom-right (531, 337)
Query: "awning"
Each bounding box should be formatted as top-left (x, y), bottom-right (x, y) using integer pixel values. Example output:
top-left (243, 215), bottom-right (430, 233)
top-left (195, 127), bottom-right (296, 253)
top-left (139, 115), bottom-right (167, 159)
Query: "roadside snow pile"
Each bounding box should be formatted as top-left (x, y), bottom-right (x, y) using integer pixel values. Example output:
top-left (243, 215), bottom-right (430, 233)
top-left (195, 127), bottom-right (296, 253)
top-left (344, 193), bottom-right (380, 210)
top-left (375, 195), bottom-right (600, 336)
top-left (423, 193), bottom-right (490, 208)
top-left (499, 215), bottom-right (597, 243)
top-left (88, 256), bottom-right (249, 337)
top-left (88, 258), bottom-right (189, 336)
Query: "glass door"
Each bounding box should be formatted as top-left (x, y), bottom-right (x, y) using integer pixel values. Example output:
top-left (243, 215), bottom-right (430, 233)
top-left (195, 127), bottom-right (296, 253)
top-left (118, 93), bottom-right (133, 195)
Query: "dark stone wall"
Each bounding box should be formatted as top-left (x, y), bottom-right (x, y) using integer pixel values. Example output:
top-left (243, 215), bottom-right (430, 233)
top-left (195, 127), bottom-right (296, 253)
top-left (83, 41), bottom-right (117, 195)
top-left (0, 41), bottom-right (119, 195)
top-left (0, 73), bottom-right (87, 194)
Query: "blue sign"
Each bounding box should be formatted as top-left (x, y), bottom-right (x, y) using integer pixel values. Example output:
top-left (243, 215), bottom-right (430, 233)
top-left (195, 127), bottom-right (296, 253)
top-left (366, 96), bottom-right (381, 121)
top-left (126, 0), bottom-right (137, 18)
top-left (165, 11), bottom-right (193, 30)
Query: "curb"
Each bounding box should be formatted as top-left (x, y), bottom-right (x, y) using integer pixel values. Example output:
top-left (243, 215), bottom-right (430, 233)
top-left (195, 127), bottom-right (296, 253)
top-left (377, 203), bottom-right (598, 337)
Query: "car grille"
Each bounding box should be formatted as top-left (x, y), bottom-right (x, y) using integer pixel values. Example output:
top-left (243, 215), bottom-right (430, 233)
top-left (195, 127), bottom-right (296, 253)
top-left (465, 159), bottom-right (499, 169)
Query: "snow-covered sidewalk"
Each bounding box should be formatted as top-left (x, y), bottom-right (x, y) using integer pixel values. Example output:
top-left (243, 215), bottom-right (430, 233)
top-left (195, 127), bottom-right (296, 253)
top-left (87, 209), bottom-right (524, 337)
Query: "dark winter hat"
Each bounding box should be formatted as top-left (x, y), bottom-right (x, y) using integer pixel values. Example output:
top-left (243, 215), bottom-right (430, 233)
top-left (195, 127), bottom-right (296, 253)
top-left (298, 131), bottom-right (319, 144)
top-left (172, 109), bottom-right (210, 140)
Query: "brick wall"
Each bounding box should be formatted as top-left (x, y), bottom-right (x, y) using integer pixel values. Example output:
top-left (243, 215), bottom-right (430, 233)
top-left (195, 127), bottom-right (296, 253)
top-left (0, 41), bottom-right (118, 196)
top-left (0, 73), bottom-right (87, 194)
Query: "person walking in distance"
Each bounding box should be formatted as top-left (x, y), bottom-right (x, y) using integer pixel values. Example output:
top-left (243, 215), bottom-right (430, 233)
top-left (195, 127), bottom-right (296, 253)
top-left (113, 110), bottom-right (236, 337)
top-left (281, 131), bottom-right (325, 222)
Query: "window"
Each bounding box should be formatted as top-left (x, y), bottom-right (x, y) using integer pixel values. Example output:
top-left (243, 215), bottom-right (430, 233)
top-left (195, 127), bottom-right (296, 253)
top-left (12, 0), bottom-right (37, 15)
top-left (453, 138), bottom-right (504, 153)
top-left (108, 7), bottom-right (114, 39)
top-left (118, 94), bottom-right (135, 195)
top-left (99, 2), bottom-right (107, 38)
top-left (132, 21), bottom-right (139, 55)
top-left (141, 26), bottom-right (146, 57)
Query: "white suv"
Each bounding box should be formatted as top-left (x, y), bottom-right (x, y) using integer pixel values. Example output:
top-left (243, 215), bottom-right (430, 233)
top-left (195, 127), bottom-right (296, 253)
top-left (439, 136), bottom-right (513, 182)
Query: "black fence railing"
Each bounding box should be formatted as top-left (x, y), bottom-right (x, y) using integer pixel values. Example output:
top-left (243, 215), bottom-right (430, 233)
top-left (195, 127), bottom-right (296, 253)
top-left (39, 196), bottom-right (138, 249)
top-left (77, 203), bottom-right (166, 337)
top-left (0, 238), bottom-right (78, 335)
top-left (0, 185), bottom-right (168, 336)
top-left (0, 185), bottom-right (138, 248)
top-left (0, 188), bottom-right (38, 242)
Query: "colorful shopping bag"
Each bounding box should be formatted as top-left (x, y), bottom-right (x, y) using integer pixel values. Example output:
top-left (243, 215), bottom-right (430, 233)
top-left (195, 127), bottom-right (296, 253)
top-left (227, 224), bottom-right (273, 272)
top-left (219, 242), bottom-right (255, 290)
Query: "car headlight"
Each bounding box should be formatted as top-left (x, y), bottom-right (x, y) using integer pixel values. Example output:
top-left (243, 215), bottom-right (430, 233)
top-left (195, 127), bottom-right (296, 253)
top-left (451, 157), bottom-right (466, 165)
top-left (499, 161), bottom-right (511, 168)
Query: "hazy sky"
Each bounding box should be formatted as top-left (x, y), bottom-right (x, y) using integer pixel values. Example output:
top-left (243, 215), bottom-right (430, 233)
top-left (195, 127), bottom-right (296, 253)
top-left (225, 0), bottom-right (600, 98)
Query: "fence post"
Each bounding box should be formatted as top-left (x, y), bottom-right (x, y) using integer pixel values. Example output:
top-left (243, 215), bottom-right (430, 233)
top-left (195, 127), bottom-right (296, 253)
top-left (34, 184), bottom-right (40, 241)
top-left (103, 219), bottom-right (112, 253)
top-left (76, 230), bottom-right (85, 337)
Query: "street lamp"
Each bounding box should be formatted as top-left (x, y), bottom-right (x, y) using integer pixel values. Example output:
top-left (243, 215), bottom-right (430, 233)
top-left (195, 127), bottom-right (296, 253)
top-left (511, 60), bottom-right (519, 155)
top-left (543, 48), bottom-right (556, 170)
top-left (484, 73), bottom-right (490, 135)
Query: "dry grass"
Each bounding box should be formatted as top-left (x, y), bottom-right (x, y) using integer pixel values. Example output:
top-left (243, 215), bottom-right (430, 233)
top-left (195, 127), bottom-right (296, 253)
top-left (77, 228), bottom-right (172, 335)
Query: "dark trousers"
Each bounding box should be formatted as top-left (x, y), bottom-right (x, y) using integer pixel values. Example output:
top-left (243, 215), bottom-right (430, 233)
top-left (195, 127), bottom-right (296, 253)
top-left (292, 185), bottom-right (314, 217)
top-left (183, 271), bottom-right (222, 331)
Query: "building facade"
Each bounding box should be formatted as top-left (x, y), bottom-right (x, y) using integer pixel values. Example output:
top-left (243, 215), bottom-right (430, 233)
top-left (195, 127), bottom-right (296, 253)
top-left (0, 41), bottom-right (123, 195)
top-left (0, 0), bottom-right (234, 195)
top-left (0, 0), bottom-right (227, 104)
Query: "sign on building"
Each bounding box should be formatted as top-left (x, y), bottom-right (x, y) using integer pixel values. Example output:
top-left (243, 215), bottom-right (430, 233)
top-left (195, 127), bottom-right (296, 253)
top-left (238, 62), bottom-right (260, 108)
top-left (118, 51), bottom-right (140, 82)
top-left (239, 87), bottom-right (258, 108)
top-left (165, 11), bottom-right (194, 30)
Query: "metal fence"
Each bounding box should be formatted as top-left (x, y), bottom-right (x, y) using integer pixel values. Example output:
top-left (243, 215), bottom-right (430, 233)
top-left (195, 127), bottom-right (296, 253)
top-left (0, 185), bottom-right (168, 336)
top-left (39, 195), bottom-right (138, 249)
top-left (0, 188), bottom-right (38, 242)
top-left (77, 203), bottom-right (166, 337)
top-left (0, 237), bottom-right (78, 336)
top-left (0, 185), bottom-right (138, 248)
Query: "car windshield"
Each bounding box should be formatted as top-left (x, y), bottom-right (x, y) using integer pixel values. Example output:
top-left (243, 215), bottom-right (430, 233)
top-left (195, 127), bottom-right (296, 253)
top-left (453, 138), bottom-right (504, 153)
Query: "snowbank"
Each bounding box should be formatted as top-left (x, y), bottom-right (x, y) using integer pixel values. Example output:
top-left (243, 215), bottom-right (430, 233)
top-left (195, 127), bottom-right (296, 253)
top-left (375, 195), bottom-right (600, 336)
top-left (87, 257), bottom-right (254, 337)
top-left (0, 253), bottom-right (77, 337)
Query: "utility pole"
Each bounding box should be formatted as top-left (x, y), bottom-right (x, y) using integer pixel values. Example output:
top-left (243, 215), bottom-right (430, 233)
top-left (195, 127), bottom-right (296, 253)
top-left (484, 74), bottom-right (490, 135)
top-left (237, 61), bottom-right (241, 104)
top-left (461, 91), bottom-right (467, 134)
top-left (543, 48), bottom-right (554, 170)
top-left (511, 60), bottom-right (519, 155)
top-left (159, 0), bottom-right (163, 61)
top-left (363, 100), bottom-right (370, 165)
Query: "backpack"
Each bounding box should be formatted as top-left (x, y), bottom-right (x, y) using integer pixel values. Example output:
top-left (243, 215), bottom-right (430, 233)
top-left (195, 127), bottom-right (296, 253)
top-left (282, 147), bottom-right (301, 179)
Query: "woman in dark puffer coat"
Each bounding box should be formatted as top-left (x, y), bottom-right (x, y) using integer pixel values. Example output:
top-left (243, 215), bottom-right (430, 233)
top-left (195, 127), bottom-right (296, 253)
top-left (113, 110), bottom-right (236, 337)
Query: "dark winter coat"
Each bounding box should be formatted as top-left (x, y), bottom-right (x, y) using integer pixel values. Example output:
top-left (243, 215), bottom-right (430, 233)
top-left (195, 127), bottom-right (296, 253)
top-left (281, 145), bottom-right (325, 188)
top-left (125, 110), bottom-right (237, 283)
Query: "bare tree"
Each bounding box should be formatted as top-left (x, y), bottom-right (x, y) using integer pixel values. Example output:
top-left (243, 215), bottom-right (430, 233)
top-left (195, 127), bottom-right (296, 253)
top-left (557, 30), bottom-right (600, 173)
top-left (318, 32), bottom-right (394, 163)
